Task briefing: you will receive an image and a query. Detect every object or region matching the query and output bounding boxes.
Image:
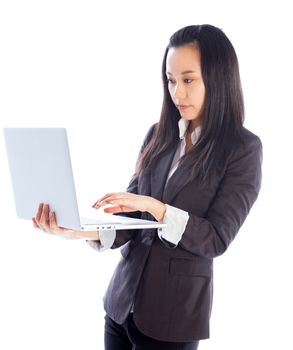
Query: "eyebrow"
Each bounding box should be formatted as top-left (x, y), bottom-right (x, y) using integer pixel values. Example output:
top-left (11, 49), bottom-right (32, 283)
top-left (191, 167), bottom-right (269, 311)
top-left (166, 70), bottom-right (197, 75)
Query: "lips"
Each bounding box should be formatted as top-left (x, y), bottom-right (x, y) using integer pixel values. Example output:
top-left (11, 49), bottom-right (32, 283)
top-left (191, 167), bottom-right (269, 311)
top-left (177, 105), bottom-right (191, 110)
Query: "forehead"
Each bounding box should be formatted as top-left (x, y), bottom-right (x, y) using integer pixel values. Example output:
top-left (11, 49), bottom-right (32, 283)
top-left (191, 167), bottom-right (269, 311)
top-left (166, 44), bottom-right (201, 74)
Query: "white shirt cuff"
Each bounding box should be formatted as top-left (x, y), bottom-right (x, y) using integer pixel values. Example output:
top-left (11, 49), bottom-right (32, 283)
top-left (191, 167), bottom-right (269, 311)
top-left (157, 204), bottom-right (189, 247)
top-left (86, 229), bottom-right (116, 252)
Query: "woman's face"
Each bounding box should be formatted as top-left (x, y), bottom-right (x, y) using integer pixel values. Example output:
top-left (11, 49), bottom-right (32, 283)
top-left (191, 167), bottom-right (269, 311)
top-left (166, 43), bottom-right (205, 129)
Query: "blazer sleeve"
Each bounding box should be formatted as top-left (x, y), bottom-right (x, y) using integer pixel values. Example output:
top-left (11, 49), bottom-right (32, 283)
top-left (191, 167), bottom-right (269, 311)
top-left (166, 134), bottom-right (263, 258)
top-left (111, 123), bottom-right (157, 249)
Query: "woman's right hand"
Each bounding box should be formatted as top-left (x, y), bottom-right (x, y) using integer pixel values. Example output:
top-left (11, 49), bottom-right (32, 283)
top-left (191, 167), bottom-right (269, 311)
top-left (32, 203), bottom-right (99, 240)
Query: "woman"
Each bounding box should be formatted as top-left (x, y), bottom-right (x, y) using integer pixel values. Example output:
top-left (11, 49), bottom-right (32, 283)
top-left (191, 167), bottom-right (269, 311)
top-left (33, 24), bottom-right (262, 350)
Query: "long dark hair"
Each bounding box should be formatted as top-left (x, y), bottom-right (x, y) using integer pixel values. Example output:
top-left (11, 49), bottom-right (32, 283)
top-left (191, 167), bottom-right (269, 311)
top-left (136, 24), bottom-right (245, 183)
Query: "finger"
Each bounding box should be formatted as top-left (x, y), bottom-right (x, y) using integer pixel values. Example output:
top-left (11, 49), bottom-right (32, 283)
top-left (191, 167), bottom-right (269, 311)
top-left (92, 192), bottom-right (125, 208)
top-left (92, 200), bottom-right (104, 208)
top-left (104, 198), bottom-right (130, 207)
top-left (49, 211), bottom-right (63, 234)
top-left (104, 205), bottom-right (135, 214)
top-left (95, 192), bottom-right (114, 202)
top-left (104, 205), bottom-right (124, 214)
top-left (97, 199), bottom-right (114, 207)
top-left (49, 212), bottom-right (75, 236)
top-left (39, 204), bottom-right (50, 232)
top-left (92, 194), bottom-right (112, 208)
top-left (36, 206), bottom-right (47, 232)
top-left (32, 217), bottom-right (42, 229)
top-left (92, 197), bottom-right (102, 207)
top-left (35, 203), bottom-right (44, 222)
top-left (93, 197), bottom-right (115, 209)
top-left (100, 193), bottom-right (128, 205)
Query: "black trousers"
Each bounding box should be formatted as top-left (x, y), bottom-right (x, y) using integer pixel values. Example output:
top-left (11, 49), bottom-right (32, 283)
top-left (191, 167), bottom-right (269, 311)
top-left (104, 313), bottom-right (199, 350)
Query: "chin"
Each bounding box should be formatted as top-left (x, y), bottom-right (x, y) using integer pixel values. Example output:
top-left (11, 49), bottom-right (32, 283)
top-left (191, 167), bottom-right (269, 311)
top-left (181, 114), bottom-right (198, 121)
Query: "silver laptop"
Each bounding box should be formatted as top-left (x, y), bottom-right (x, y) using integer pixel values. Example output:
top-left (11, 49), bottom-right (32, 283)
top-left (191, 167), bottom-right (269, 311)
top-left (3, 128), bottom-right (166, 231)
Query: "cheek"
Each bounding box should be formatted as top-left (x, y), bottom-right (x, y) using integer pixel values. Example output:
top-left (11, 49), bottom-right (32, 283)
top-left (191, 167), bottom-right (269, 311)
top-left (168, 86), bottom-right (176, 102)
top-left (199, 88), bottom-right (206, 106)
top-left (191, 86), bottom-right (205, 107)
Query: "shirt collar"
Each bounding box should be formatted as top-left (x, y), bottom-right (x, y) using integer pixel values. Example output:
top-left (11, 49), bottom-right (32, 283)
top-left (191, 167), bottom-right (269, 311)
top-left (178, 118), bottom-right (201, 145)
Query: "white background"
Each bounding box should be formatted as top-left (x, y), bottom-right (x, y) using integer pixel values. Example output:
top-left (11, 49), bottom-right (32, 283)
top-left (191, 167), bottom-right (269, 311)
top-left (0, 0), bottom-right (292, 349)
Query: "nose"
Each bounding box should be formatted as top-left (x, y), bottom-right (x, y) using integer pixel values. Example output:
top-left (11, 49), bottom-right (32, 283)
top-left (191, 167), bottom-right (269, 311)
top-left (172, 83), bottom-right (186, 100)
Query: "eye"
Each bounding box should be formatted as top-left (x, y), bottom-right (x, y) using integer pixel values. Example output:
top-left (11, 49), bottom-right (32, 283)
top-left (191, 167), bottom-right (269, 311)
top-left (167, 78), bottom-right (193, 85)
top-left (167, 78), bottom-right (175, 84)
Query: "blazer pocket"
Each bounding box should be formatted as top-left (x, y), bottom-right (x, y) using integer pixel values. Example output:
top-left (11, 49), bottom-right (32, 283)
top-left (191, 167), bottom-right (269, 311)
top-left (169, 258), bottom-right (211, 277)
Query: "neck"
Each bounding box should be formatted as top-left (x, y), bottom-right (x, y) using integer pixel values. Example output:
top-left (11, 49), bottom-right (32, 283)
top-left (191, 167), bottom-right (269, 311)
top-left (188, 120), bottom-right (201, 134)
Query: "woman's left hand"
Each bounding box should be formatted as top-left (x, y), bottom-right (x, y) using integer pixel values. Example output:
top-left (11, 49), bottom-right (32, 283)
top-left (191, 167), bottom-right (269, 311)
top-left (92, 192), bottom-right (166, 222)
top-left (32, 203), bottom-right (99, 240)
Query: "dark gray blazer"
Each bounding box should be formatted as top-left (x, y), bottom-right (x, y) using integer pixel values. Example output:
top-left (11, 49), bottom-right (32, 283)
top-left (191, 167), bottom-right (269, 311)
top-left (103, 123), bottom-right (262, 342)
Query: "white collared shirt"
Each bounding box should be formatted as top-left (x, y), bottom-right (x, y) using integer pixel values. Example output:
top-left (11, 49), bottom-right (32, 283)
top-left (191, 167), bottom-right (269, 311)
top-left (157, 118), bottom-right (200, 246)
top-left (165, 118), bottom-right (201, 185)
top-left (87, 118), bottom-right (201, 251)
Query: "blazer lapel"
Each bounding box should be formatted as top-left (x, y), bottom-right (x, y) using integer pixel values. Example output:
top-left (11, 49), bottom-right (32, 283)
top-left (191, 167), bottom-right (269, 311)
top-left (150, 143), bottom-right (178, 201)
top-left (162, 154), bottom-right (195, 204)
